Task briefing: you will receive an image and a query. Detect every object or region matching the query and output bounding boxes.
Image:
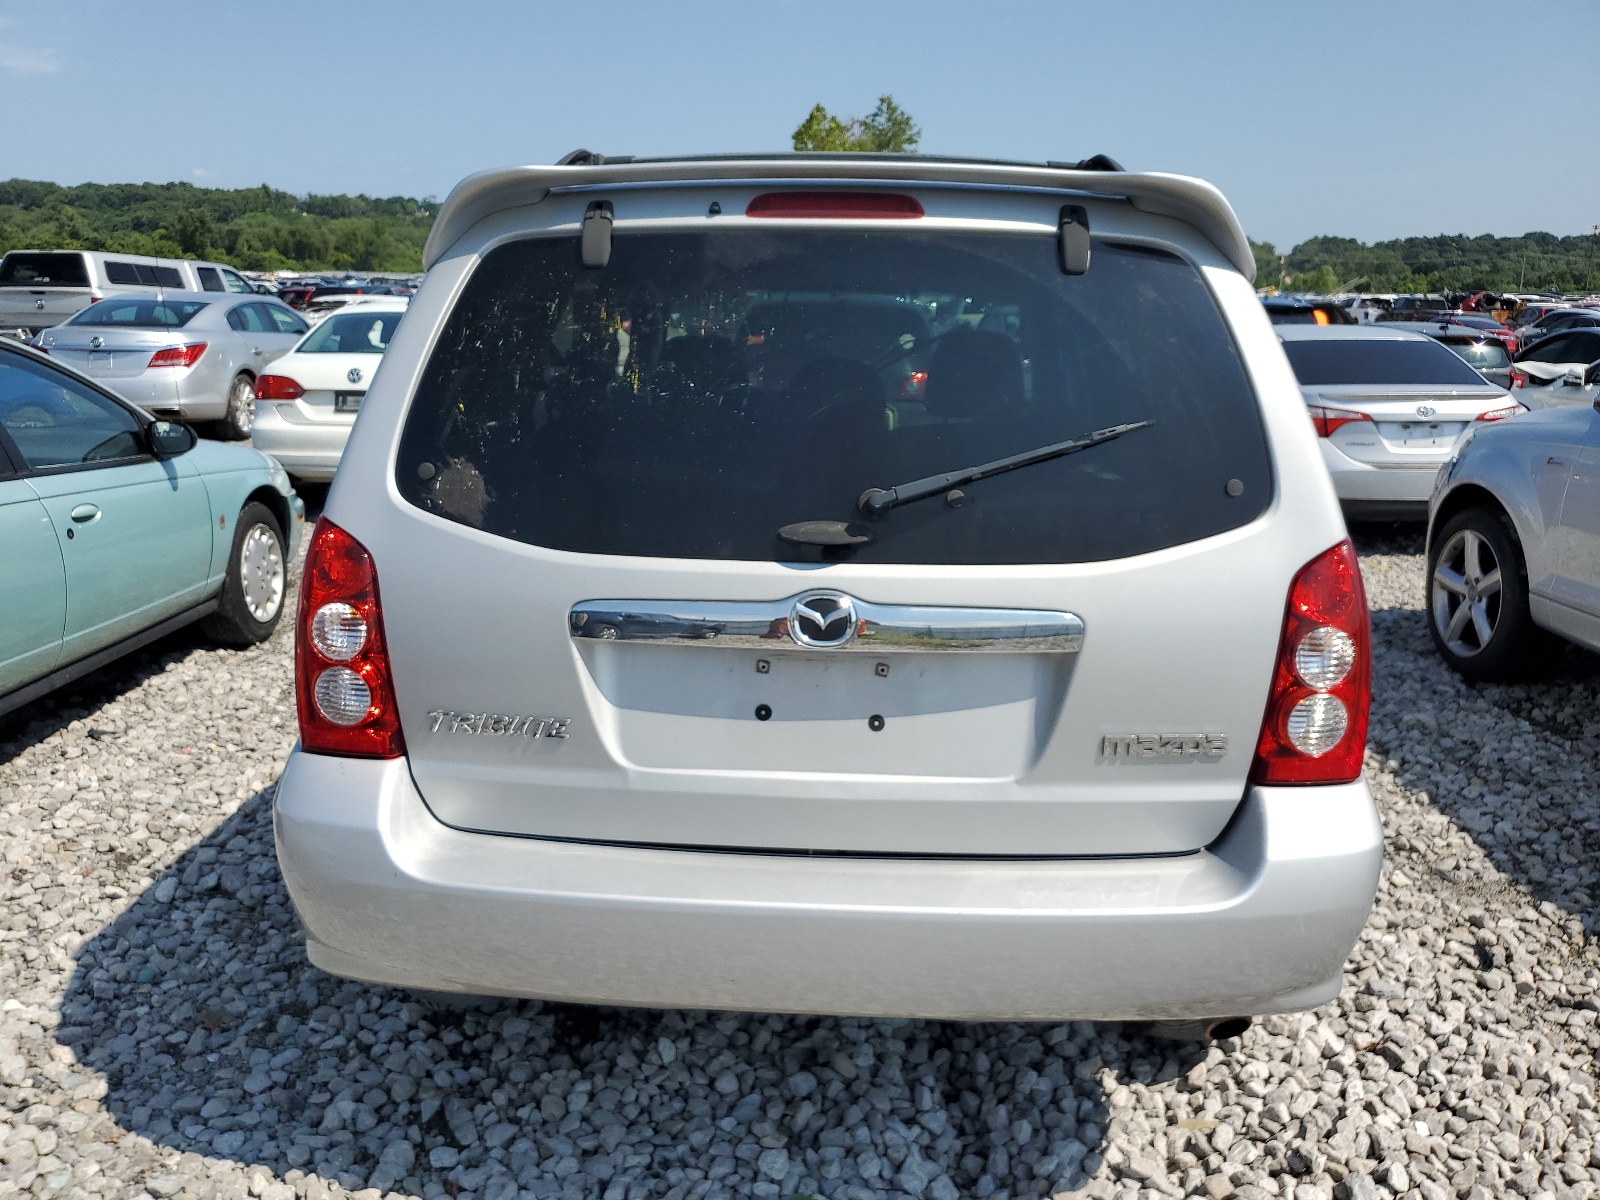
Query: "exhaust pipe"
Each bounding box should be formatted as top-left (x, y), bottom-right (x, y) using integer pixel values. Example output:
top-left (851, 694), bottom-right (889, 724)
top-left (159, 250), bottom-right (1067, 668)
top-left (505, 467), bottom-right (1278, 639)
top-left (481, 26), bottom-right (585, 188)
top-left (1147, 1016), bottom-right (1252, 1042)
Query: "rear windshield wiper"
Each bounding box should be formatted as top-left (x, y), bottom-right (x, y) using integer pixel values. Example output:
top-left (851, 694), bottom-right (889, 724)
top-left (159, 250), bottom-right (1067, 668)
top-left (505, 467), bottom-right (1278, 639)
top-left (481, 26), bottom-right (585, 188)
top-left (857, 419), bottom-right (1153, 519)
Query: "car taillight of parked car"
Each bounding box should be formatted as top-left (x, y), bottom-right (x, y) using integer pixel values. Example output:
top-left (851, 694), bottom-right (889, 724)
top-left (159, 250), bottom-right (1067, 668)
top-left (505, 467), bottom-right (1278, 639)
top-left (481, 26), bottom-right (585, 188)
top-left (1508, 369), bottom-right (1527, 389)
top-left (255, 374), bottom-right (305, 401)
top-left (899, 370), bottom-right (928, 398)
top-left (1476, 405), bottom-right (1524, 422)
top-left (295, 518), bottom-right (406, 758)
top-left (147, 343), bottom-right (207, 368)
top-left (1305, 404), bottom-right (1372, 437)
top-left (1250, 539), bottom-right (1370, 785)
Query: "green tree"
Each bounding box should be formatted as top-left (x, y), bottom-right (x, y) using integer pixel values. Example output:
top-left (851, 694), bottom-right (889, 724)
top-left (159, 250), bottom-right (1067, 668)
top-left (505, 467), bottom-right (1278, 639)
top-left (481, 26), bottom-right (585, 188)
top-left (168, 208), bottom-right (215, 259)
top-left (792, 95), bottom-right (920, 153)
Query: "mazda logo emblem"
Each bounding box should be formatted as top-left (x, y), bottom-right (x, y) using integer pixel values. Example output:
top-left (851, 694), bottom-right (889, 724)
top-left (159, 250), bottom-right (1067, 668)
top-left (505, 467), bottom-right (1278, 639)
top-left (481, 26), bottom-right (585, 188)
top-left (1416, 404), bottom-right (1436, 418)
top-left (347, 367), bottom-right (363, 384)
top-left (788, 592), bottom-right (858, 648)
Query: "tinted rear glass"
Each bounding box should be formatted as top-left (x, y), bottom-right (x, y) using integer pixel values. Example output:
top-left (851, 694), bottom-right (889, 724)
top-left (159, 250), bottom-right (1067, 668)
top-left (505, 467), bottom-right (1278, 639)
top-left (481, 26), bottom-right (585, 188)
top-left (297, 309), bottom-right (402, 353)
top-left (1283, 339), bottom-right (1489, 387)
top-left (0, 252), bottom-right (89, 287)
top-left (71, 300), bottom-right (208, 328)
top-left (103, 261), bottom-right (184, 288)
top-left (1442, 339), bottom-right (1510, 369)
top-left (397, 232), bottom-right (1271, 565)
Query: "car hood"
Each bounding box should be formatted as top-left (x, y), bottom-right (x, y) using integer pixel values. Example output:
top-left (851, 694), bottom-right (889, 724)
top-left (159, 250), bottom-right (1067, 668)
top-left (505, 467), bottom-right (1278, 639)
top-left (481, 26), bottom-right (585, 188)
top-left (183, 437), bottom-right (275, 476)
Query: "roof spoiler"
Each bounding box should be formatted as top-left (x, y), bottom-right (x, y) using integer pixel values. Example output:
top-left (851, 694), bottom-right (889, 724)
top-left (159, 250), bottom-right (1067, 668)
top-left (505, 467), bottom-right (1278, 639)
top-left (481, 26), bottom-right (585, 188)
top-left (422, 156), bottom-right (1255, 281)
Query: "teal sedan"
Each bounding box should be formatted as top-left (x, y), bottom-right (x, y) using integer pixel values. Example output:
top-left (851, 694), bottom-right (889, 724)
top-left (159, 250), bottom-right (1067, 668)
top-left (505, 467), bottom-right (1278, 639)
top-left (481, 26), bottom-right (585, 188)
top-left (0, 339), bottom-right (304, 717)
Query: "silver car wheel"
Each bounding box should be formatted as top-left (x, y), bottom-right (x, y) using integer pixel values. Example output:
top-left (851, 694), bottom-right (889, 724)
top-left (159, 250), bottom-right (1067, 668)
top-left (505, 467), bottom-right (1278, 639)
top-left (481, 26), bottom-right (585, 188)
top-left (228, 376), bottom-right (256, 437)
top-left (1431, 528), bottom-right (1502, 657)
top-left (239, 523), bottom-right (285, 623)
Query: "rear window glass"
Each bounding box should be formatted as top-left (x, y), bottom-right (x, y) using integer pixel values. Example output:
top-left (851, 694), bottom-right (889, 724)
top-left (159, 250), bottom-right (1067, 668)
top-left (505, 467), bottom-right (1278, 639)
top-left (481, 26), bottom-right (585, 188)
top-left (1442, 339), bottom-right (1510, 369)
top-left (1283, 338), bottom-right (1489, 387)
top-left (71, 300), bottom-right (208, 328)
top-left (397, 232), bottom-right (1271, 565)
top-left (0, 252), bottom-right (89, 287)
top-left (297, 309), bottom-right (401, 353)
top-left (103, 261), bottom-right (184, 288)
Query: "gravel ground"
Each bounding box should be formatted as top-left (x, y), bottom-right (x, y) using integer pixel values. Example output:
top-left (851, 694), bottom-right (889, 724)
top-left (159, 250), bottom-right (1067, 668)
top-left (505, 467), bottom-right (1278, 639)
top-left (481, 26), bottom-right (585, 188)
top-left (4, 524), bottom-right (1600, 1200)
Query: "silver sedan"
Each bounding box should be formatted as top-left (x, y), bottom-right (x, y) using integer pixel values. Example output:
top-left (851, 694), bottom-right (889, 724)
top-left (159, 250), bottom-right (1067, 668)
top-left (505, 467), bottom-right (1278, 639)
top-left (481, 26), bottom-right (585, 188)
top-left (1427, 393), bottom-right (1600, 678)
top-left (33, 291), bottom-right (308, 439)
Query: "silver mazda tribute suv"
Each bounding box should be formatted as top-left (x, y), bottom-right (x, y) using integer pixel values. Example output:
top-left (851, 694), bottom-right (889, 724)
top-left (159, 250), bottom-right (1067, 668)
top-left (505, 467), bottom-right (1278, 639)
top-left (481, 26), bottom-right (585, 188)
top-left (273, 153), bottom-right (1381, 1025)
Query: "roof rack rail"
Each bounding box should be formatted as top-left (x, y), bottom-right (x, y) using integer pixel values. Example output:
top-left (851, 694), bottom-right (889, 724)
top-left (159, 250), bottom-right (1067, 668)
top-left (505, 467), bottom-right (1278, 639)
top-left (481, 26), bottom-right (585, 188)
top-left (556, 149), bottom-right (635, 167)
top-left (1046, 155), bottom-right (1124, 172)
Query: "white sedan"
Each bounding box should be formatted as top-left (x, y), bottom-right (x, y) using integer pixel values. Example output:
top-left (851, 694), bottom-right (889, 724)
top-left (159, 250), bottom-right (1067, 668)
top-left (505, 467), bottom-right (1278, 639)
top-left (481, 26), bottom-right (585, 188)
top-left (250, 297), bottom-right (408, 482)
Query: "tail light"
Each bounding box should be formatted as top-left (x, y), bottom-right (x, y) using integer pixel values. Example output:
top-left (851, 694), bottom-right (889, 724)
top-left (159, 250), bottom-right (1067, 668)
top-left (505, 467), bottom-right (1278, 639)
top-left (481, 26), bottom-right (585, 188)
top-left (746, 192), bottom-right (924, 218)
top-left (1251, 539), bottom-right (1370, 785)
top-left (147, 343), bottom-right (207, 368)
top-left (899, 370), bottom-right (928, 398)
top-left (1312, 309), bottom-right (1330, 326)
top-left (1476, 404), bottom-right (1524, 422)
top-left (256, 373), bottom-right (305, 401)
top-left (1509, 369), bottom-right (1526, 389)
top-left (295, 518), bottom-right (405, 758)
top-left (1305, 404), bottom-right (1372, 437)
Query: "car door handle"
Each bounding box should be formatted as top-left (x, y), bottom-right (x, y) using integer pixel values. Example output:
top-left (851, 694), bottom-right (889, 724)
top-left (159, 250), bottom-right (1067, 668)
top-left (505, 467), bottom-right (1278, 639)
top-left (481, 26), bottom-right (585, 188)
top-left (69, 503), bottom-right (100, 523)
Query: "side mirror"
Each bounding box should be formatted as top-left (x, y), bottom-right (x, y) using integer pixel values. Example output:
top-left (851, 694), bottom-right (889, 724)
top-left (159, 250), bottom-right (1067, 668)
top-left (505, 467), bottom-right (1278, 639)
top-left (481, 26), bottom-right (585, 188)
top-left (148, 420), bottom-right (197, 459)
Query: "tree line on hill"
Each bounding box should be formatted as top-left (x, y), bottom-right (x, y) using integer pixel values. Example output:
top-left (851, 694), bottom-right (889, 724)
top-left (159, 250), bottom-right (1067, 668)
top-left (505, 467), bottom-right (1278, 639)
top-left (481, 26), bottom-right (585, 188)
top-left (1254, 232), bottom-right (1600, 295)
top-left (0, 180), bottom-right (436, 273)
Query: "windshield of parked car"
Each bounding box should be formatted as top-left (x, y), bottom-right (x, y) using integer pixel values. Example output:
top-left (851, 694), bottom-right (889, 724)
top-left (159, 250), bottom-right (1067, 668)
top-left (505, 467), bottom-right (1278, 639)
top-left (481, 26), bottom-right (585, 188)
top-left (1283, 338), bottom-right (1490, 387)
top-left (0, 252), bottom-right (89, 287)
top-left (396, 231), bottom-right (1271, 565)
top-left (296, 309), bottom-right (403, 354)
top-left (70, 300), bottom-right (208, 328)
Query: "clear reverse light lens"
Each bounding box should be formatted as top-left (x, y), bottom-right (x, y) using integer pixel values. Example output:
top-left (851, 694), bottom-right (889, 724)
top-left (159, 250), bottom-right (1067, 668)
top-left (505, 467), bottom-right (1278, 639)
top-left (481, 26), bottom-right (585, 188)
top-left (310, 601), bottom-right (367, 661)
top-left (1285, 694), bottom-right (1348, 756)
top-left (1293, 625), bottom-right (1356, 689)
top-left (313, 667), bottom-right (372, 726)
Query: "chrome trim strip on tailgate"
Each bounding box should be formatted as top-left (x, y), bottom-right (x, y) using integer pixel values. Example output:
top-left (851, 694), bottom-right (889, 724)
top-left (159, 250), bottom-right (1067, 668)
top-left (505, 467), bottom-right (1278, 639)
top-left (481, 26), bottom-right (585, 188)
top-left (570, 593), bottom-right (1084, 653)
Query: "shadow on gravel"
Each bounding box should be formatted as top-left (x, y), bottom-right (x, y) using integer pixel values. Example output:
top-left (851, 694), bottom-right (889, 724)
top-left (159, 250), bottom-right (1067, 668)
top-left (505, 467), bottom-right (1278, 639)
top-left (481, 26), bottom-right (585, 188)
top-left (0, 627), bottom-right (223, 765)
top-left (54, 788), bottom-right (1231, 1200)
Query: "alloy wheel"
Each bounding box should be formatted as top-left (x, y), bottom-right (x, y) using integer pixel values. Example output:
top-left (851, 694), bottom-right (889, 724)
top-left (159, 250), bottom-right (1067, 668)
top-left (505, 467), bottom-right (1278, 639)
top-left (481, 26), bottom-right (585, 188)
top-left (239, 523), bottom-right (285, 623)
top-left (1431, 528), bottom-right (1502, 657)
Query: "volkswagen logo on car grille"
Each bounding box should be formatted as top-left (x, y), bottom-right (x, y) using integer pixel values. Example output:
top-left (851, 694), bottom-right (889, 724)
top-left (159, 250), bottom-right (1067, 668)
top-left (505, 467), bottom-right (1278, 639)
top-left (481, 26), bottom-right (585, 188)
top-left (1416, 404), bottom-right (1437, 418)
top-left (347, 367), bottom-right (363, 384)
top-left (789, 592), bottom-right (859, 648)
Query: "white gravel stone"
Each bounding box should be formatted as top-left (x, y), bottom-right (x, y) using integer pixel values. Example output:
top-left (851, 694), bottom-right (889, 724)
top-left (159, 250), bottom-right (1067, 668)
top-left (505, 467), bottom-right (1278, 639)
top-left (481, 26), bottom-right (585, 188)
top-left (5, 523), bottom-right (1600, 1200)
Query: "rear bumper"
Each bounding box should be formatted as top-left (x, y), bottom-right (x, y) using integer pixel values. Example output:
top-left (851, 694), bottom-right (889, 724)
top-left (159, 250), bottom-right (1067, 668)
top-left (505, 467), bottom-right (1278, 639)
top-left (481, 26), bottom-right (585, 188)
top-left (274, 751), bottom-right (1382, 1020)
top-left (113, 372), bottom-right (226, 421)
top-left (250, 403), bottom-right (350, 481)
top-left (1320, 441), bottom-right (1446, 506)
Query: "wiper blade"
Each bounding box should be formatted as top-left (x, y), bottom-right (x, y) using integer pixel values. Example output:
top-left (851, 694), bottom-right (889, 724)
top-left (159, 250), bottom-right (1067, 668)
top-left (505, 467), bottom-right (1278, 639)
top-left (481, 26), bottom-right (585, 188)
top-left (856, 419), bottom-right (1154, 519)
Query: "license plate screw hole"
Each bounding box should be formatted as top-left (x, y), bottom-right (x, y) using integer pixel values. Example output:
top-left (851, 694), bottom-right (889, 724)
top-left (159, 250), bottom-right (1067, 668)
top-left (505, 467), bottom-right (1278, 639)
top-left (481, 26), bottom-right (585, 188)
top-left (868, 714), bottom-right (885, 731)
top-left (755, 704), bottom-right (772, 721)
top-left (874, 662), bottom-right (889, 677)
top-left (755, 659), bottom-right (770, 674)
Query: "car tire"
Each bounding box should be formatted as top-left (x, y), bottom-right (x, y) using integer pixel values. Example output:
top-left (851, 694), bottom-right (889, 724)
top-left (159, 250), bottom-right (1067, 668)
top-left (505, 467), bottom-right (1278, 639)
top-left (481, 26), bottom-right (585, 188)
top-left (221, 374), bottom-right (256, 441)
top-left (1426, 506), bottom-right (1561, 681)
top-left (203, 502), bottom-right (286, 646)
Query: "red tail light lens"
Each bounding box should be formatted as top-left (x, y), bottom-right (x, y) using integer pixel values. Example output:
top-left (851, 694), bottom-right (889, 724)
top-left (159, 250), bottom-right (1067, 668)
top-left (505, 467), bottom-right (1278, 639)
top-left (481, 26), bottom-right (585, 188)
top-left (899, 370), bottom-right (929, 398)
top-left (1305, 404), bottom-right (1372, 437)
top-left (1251, 539), bottom-right (1370, 785)
top-left (256, 373), bottom-right (305, 401)
top-left (746, 192), bottom-right (924, 219)
top-left (147, 343), bottom-right (207, 368)
top-left (295, 518), bottom-right (405, 758)
top-left (1508, 369), bottom-right (1526, 389)
top-left (1476, 405), bottom-right (1524, 422)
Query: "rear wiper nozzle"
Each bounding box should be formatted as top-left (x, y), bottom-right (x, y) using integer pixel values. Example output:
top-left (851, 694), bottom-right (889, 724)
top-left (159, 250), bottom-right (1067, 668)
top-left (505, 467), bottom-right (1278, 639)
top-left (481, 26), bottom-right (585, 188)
top-left (857, 419), bottom-right (1153, 520)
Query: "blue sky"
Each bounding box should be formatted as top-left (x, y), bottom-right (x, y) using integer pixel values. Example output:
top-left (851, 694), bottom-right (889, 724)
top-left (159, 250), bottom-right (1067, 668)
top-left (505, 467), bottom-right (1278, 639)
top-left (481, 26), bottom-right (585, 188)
top-left (2, 1), bottom-right (1596, 250)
